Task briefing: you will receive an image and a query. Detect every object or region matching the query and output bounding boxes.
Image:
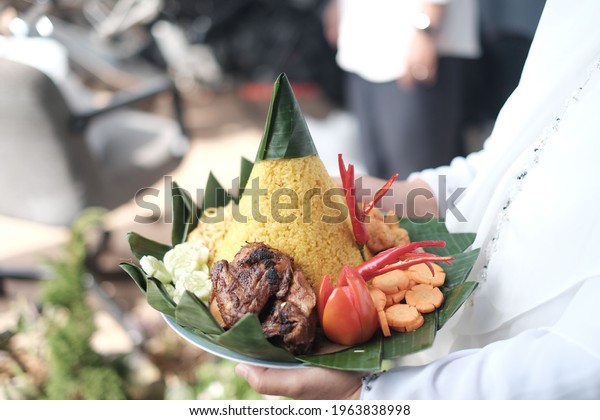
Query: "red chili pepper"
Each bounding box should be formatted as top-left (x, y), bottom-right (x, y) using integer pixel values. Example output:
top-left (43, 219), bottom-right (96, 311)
top-left (366, 254), bottom-right (453, 279)
top-left (356, 240), bottom-right (447, 277)
top-left (338, 154), bottom-right (403, 248)
top-left (338, 153), bottom-right (347, 182)
top-left (347, 165), bottom-right (368, 244)
top-left (363, 173), bottom-right (399, 216)
top-left (339, 155), bottom-right (368, 245)
top-left (338, 155), bottom-right (452, 274)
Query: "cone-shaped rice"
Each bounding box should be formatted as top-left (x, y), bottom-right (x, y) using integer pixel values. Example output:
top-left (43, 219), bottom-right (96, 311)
top-left (214, 73), bottom-right (364, 290)
top-left (214, 155), bottom-right (364, 291)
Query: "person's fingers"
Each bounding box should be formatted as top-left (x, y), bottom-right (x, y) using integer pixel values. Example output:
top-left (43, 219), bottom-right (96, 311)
top-left (418, 64), bottom-right (437, 85)
top-left (235, 365), bottom-right (294, 397)
top-left (399, 64), bottom-right (437, 89)
top-left (411, 63), bottom-right (431, 82)
top-left (322, 0), bottom-right (340, 47)
top-left (398, 73), bottom-right (416, 90)
top-left (235, 364), bottom-right (363, 400)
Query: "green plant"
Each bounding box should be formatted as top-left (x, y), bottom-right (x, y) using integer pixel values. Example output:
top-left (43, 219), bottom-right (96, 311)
top-left (41, 208), bottom-right (127, 400)
top-left (163, 358), bottom-right (267, 400)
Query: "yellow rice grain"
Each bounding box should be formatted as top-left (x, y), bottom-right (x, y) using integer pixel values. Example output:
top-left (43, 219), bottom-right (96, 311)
top-left (187, 203), bottom-right (234, 267)
top-left (214, 155), bottom-right (364, 291)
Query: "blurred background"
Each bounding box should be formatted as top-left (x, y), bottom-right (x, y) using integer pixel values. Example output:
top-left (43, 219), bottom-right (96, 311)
top-left (0, 0), bottom-right (544, 399)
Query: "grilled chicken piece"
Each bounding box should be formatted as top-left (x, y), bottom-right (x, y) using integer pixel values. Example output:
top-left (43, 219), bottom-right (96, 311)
top-left (210, 242), bottom-right (317, 355)
top-left (262, 270), bottom-right (317, 355)
top-left (210, 243), bottom-right (293, 327)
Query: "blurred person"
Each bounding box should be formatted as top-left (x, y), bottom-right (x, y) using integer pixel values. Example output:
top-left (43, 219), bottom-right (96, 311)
top-left (235, 0), bottom-right (600, 399)
top-left (478, 0), bottom-right (546, 118)
top-left (322, 0), bottom-right (480, 179)
top-left (463, 0), bottom-right (546, 147)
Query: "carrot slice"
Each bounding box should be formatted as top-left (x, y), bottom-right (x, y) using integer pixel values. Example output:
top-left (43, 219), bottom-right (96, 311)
top-left (369, 287), bottom-right (391, 337)
top-left (385, 304), bottom-right (424, 332)
top-left (408, 263), bottom-right (446, 287)
top-left (371, 270), bottom-right (410, 294)
top-left (405, 284), bottom-right (444, 313)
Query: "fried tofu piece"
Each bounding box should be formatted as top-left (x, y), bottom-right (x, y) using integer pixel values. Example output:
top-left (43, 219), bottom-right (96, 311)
top-left (365, 208), bottom-right (410, 254)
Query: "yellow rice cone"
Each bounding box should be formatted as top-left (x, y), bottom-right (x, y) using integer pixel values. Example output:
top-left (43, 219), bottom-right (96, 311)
top-left (214, 155), bottom-right (364, 291)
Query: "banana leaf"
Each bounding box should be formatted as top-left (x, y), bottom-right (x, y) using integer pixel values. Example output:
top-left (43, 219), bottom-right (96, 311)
top-left (175, 291), bottom-right (223, 335)
top-left (255, 73), bottom-right (318, 162)
top-left (442, 248), bottom-right (480, 290)
top-left (202, 171), bottom-right (233, 212)
top-left (238, 157), bottom-right (255, 199)
top-left (438, 281), bottom-right (478, 329)
top-left (171, 181), bottom-right (200, 246)
top-left (119, 262), bottom-right (147, 293)
top-left (146, 279), bottom-right (176, 318)
top-left (382, 313), bottom-right (437, 359)
top-left (211, 314), bottom-right (298, 363)
top-left (126, 232), bottom-right (171, 261)
top-left (298, 335), bottom-right (382, 371)
top-left (400, 218), bottom-right (476, 256)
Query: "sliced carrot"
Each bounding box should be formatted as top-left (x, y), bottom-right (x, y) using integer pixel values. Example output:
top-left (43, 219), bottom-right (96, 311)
top-left (369, 287), bottom-right (391, 337)
top-left (385, 304), bottom-right (424, 332)
top-left (371, 270), bottom-right (410, 294)
top-left (408, 262), bottom-right (446, 287)
top-left (385, 289), bottom-right (407, 307)
top-left (405, 284), bottom-right (444, 313)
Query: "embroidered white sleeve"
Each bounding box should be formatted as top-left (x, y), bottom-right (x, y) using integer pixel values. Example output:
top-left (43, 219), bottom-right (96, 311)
top-left (361, 278), bottom-right (600, 399)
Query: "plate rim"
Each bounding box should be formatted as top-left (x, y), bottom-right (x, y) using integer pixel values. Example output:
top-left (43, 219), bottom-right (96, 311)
top-left (161, 313), bottom-right (307, 369)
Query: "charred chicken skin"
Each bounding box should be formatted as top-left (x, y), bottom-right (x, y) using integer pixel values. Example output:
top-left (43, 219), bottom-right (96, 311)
top-left (210, 242), bottom-right (317, 355)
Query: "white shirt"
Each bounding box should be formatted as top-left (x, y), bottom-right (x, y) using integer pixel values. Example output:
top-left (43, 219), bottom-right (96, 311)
top-left (363, 0), bottom-right (600, 399)
top-left (336, 0), bottom-right (480, 83)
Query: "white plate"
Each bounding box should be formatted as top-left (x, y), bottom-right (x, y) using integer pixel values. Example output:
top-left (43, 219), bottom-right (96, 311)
top-left (161, 314), bottom-right (306, 369)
